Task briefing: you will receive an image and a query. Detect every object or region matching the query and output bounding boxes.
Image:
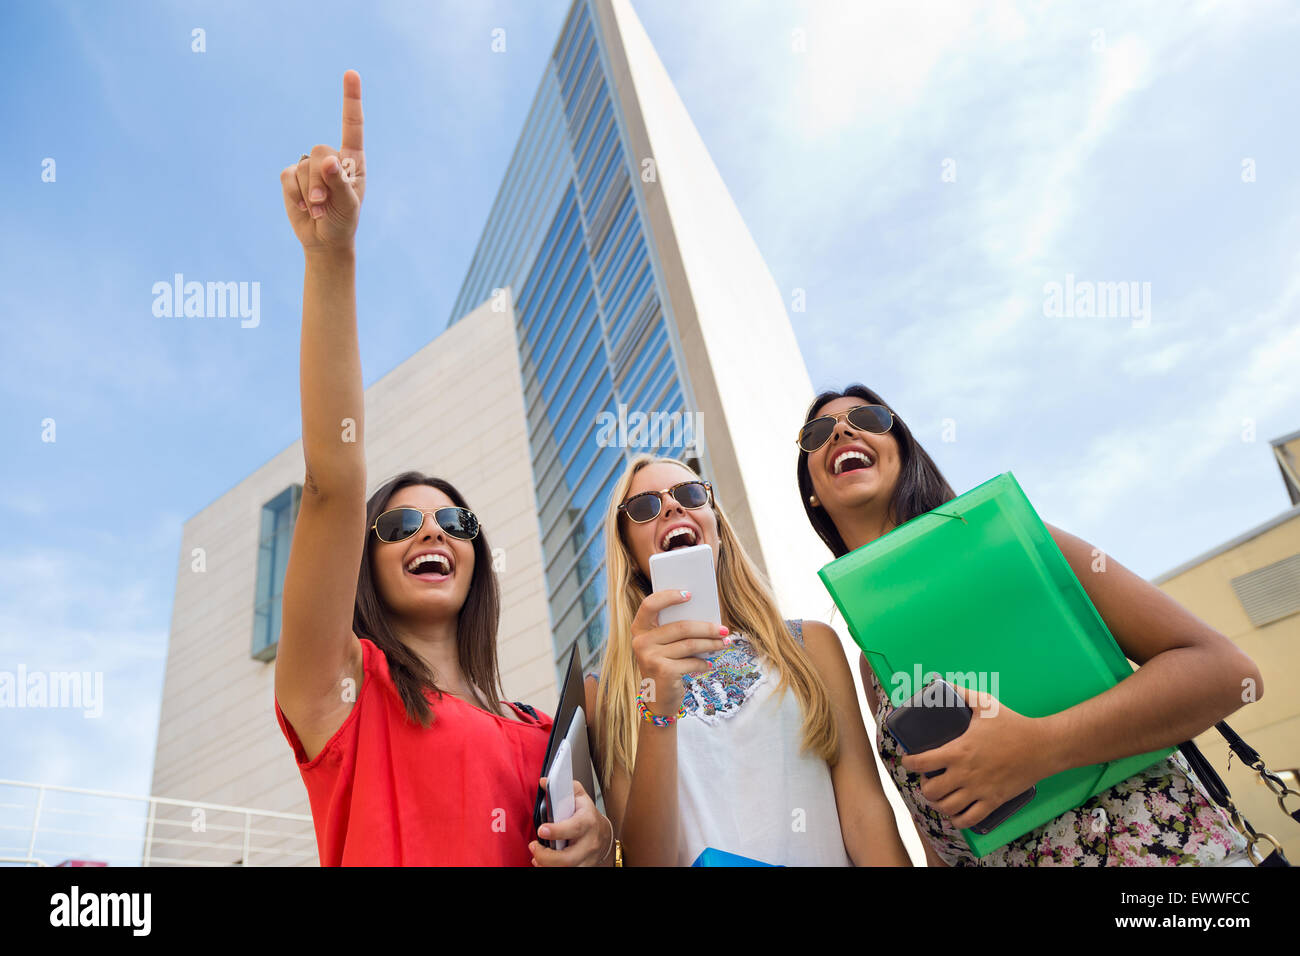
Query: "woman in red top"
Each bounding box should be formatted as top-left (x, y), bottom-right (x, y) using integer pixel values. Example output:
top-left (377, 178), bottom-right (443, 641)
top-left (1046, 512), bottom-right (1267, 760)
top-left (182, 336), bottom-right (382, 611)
top-left (273, 70), bottom-right (613, 866)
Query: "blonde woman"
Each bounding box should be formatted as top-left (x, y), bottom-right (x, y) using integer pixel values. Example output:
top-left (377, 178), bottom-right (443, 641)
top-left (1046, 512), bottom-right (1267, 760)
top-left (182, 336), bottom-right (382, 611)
top-left (583, 454), bottom-right (911, 866)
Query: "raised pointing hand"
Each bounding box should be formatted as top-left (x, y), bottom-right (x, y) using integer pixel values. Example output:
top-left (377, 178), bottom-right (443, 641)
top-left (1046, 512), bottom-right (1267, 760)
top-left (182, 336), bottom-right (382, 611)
top-left (279, 69), bottom-right (366, 251)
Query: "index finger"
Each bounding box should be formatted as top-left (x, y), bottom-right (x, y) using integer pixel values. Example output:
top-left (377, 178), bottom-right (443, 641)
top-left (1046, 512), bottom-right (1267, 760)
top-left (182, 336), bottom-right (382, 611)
top-left (341, 69), bottom-right (364, 154)
top-left (635, 588), bottom-right (692, 627)
top-left (900, 746), bottom-right (952, 775)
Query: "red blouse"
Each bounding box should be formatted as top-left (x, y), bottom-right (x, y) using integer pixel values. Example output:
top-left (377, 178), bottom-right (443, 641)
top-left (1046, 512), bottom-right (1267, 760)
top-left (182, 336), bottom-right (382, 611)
top-left (275, 636), bottom-right (552, 866)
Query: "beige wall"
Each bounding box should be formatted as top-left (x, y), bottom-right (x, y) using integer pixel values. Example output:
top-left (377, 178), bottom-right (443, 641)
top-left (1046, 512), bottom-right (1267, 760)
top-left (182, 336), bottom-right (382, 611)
top-left (150, 296), bottom-right (553, 862)
top-left (1158, 512), bottom-right (1300, 862)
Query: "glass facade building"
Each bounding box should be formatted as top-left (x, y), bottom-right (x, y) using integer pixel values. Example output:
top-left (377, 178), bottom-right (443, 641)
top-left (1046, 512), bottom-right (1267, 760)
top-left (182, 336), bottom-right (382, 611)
top-left (151, 0), bottom-right (829, 836)
top-left (451, 0), bottom-right (698, 675)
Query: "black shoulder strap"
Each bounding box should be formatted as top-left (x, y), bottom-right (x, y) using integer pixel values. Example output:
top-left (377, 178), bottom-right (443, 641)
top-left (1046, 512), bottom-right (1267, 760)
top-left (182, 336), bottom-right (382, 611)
top-left (1179, 737), bottom-right (1229, 806)
top-left (511, 701), bottom-right (539, 723)
top-left (1180, 722), bottom-right (1295, 866)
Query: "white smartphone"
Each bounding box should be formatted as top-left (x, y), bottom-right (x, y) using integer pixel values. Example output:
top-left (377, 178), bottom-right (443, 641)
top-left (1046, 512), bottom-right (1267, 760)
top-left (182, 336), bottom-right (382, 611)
top-left (544, 739), bottom-right (574, 851)
top-left (542, 707), bottom-right (584, 850)
top-left (648, 543), bottom-right (723, 660)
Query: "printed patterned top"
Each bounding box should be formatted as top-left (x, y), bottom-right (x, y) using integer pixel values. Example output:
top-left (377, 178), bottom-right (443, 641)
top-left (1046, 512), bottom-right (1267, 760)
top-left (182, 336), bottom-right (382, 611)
top-left (587, 620), bottom-right (803, 721)
top-left (590, 619), bottom-right (853, 866)
top-left (863, 665), bottom-right (1250, 866)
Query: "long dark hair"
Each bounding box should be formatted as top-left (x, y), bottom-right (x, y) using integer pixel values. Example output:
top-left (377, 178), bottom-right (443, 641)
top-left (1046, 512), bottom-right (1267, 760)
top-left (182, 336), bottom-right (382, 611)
top-left (797, 384), bottom-right (956, 558)
top-left (355, 471), bottom-right (504, 726)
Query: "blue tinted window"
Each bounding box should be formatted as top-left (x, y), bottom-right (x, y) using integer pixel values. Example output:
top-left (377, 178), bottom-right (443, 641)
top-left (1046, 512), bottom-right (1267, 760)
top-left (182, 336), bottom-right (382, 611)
top-left (252, 485), bottom-right (301, 661)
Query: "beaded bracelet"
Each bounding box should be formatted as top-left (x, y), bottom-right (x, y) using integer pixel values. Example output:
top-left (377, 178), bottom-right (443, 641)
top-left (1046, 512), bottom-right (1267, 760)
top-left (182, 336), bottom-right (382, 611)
top-left (637, 692), bottom-right (686, 726)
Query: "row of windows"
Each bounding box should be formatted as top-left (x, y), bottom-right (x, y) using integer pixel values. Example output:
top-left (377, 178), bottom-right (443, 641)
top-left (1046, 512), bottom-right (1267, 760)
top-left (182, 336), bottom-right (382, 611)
top-left (543, 450), bottom-right (623, 598)
top-left (535, 2), bottom-right (696, 672)
top-left (456, 4), bottom-right (598, 324)
top-left (544, 374), bottom-right (687, 603)
top-left (605, 246), bottom-right (652, 345)
top-left (538, 397), bottom-right (621, 542)
top-left (534, 283), bottom-right (597, 396)
top-left (593, 189), bottom-right (636, 280)
top-left (579, 127), bottom-right (627, 224)
top-left (552, 385), bottom-right (695, 662)
top-left (596, 198), bottom-right (645, 307)
top-left (533, 328), bottom-right (674, 547)
top-left (528, 260), bottom-right (593, 390)
top-left (516, 191), bottom-right (583, 339)
top-left (450, 71), bottom-right (569, 324)
top-left (531, 316), bottom-right (677, 559)
top-left (556, 12), bottom-right (595, 99)
top-left (537, 357), bottom-right (609, 484)
top-left (529, 274), bottom-right (596, 409)
top-left (575, 100), bottom-right (614, 189)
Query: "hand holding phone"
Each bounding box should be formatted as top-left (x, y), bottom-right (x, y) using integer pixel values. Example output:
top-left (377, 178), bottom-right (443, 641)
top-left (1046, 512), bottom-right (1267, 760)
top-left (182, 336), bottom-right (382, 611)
top-left (648, 543), bottom-right (723, 660)
top-left (884, 679), bottom-right (1037, 835)
top-left (628, 563), bottom-right (729, 713)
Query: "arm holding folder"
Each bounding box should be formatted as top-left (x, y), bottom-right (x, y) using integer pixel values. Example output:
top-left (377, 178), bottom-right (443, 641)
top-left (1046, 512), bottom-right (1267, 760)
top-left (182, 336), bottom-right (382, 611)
top-left (904, 520), bottom-right (1258, 832)
top-left (900, 522), bottom-right (1263, 832)
top-left (821, 471), bottom-right (1264, 856)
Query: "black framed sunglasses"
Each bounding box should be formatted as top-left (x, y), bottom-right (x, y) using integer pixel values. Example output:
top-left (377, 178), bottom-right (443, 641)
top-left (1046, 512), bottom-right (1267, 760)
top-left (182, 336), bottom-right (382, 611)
top-left (796, 404), bottom-right (894, 453)
top-left (372, 506), bottom-right (480, 543)
top-left (618, 480), bottom-right (713, 524)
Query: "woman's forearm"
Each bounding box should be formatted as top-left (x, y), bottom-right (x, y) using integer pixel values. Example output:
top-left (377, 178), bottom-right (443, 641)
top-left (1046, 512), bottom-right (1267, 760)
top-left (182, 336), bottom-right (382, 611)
top-left (300, 246), bottom-right (364, 498)
top-left (843, 799), bottom-right (911, 866)
top-left (617, 724), bottom-right (682, 866)
top-left (1036, 643), bottom-right (1254, 778)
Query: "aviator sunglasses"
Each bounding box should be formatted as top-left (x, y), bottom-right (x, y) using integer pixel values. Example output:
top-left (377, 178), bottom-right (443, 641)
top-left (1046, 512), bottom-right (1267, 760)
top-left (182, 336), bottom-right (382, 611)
top-left (372, 506), bottom-right (480, 543)
top-left (796, 404), bottom-right (893, 453)
top-left (618, 480), bottom-right (713, 524)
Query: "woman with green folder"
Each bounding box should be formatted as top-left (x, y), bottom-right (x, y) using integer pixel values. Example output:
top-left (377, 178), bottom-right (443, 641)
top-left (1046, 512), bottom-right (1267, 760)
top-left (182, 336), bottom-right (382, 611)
top-left (795, 384), bottom-right (1261, 866)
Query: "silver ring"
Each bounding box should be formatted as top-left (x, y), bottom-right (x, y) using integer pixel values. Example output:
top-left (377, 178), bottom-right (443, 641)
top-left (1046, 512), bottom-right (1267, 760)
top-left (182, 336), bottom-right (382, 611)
top-left (299, 153), bottom-right (309, 163)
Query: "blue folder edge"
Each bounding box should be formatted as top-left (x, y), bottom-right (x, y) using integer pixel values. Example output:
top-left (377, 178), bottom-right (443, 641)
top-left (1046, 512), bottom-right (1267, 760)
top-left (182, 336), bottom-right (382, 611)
top-left (691, 848), bottom-right (781, 867)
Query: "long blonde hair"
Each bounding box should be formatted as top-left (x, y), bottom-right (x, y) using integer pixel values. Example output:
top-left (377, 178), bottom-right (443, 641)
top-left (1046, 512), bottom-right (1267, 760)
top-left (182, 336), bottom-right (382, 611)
top-left (591, 454), bottom-right (838, 789)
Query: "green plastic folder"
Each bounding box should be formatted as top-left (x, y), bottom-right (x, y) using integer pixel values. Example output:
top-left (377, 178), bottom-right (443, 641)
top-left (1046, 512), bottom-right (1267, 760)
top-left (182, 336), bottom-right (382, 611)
top-left (817, 472), bottom-right (1173, 858)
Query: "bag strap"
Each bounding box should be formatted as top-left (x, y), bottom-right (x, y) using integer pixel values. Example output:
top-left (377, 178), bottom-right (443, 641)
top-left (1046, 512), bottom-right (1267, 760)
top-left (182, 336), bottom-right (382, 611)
top-left (511, 701), bottom-right (540, 723)
top-left (1179, 720), bottom-right (1297, 866)
top-left (1214, 720), bottom-right (1300, 825)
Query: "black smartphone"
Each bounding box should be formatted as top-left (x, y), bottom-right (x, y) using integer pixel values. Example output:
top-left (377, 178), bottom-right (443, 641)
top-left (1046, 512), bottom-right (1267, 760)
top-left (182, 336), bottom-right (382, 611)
top-left (884, 678), bottom-right (1037, 835)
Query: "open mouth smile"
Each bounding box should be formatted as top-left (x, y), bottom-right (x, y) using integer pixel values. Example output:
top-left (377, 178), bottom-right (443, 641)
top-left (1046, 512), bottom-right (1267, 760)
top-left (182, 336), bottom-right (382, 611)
top-left (405, 549), bottom-right (454, 581)
top-left (830, 445), bottom-right (875, 477)
top-left (659, 522), bottom-right (699, 552)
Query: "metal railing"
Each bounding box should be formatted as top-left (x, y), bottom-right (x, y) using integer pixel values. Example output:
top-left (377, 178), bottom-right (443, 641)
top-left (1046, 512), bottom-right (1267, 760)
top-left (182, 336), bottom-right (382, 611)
top-left (0, 778), bottom-right (316, 867)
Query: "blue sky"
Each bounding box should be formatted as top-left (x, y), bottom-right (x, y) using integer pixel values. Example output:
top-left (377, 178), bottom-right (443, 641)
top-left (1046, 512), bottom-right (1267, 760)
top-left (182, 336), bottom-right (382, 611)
top-left (2, 0), bottom-right (1298, 835)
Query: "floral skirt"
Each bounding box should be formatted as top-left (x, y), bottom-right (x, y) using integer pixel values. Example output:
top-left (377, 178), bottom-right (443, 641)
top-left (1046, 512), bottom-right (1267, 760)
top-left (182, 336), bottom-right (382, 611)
top-left (870, 672), bottom-right (1250, 866)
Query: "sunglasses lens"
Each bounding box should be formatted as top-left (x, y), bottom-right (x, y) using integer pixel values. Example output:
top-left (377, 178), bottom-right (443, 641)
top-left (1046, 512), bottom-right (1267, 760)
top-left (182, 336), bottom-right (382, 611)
top-left (436, 508), bottom-right (478, 540)
top-left (376, 508), bottom-right (423, 542)
top-left (624, 494), bottom-right (661, 523)
top-left (849, 405), bottom-right (892, 433)
top-left (799, 418), bottom-right (834, 452)
top-left (674, 482), bottom-right (709, 509)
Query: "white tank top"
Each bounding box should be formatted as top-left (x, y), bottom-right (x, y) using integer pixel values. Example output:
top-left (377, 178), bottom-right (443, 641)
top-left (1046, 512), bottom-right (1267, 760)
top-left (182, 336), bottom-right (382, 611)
top-left (598, 620), bottom-right (851, 866)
